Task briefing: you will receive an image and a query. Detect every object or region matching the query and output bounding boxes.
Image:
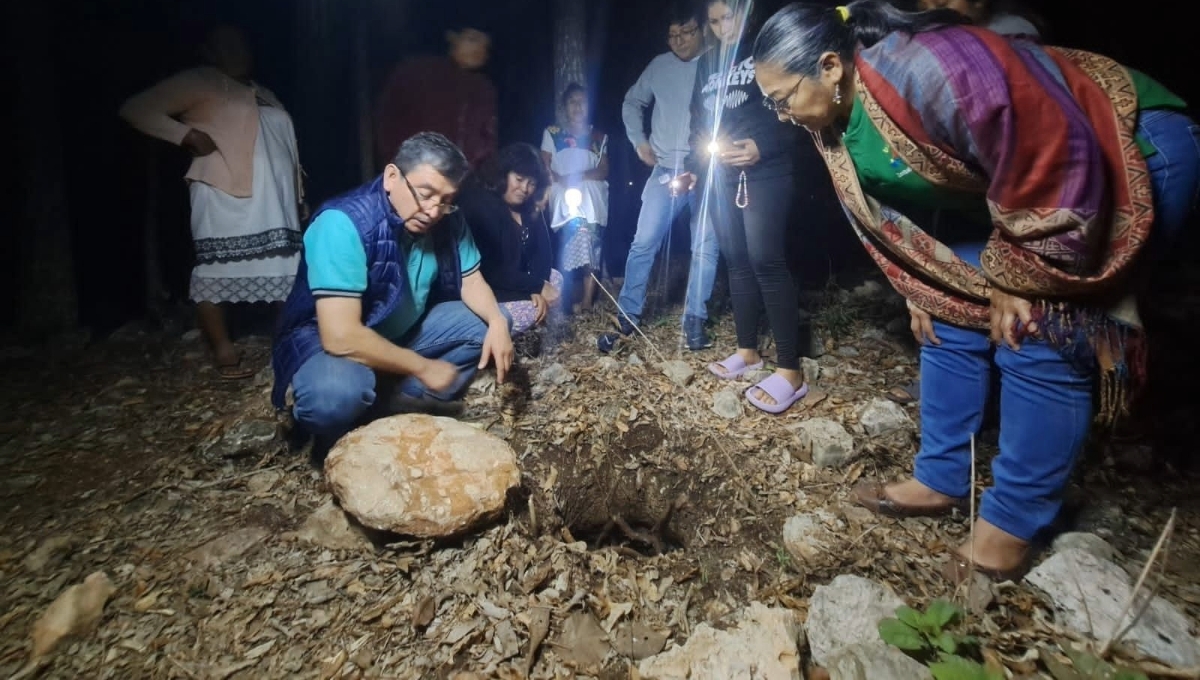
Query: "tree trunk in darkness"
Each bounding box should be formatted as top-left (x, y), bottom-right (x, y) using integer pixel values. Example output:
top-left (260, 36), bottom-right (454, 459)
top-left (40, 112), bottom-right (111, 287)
top-left (553, 0), bottom-right (587, 123)
top-left (9, 3), bottom-right (77, 337)
top-left (355, 5), bottom-right (374, 182)
top-left (295, 0), bottom-right (332, 140)
top-left (142, 150), bottom-right (168, 325)
top-left (295, 0), bottom-right (342, 197)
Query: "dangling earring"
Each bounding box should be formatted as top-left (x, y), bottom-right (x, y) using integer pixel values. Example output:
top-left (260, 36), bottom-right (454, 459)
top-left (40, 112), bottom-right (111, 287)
top-left (833, 83), bottom-right (843, 106)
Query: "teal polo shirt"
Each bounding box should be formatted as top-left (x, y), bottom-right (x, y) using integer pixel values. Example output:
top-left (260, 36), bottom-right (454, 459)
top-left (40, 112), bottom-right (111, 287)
top-left (303, 209), bottom-right (481, 340)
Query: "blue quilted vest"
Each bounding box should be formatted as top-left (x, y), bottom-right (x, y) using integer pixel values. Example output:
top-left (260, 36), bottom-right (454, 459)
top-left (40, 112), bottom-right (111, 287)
top-left (271, 176), bottom-right (463, 408)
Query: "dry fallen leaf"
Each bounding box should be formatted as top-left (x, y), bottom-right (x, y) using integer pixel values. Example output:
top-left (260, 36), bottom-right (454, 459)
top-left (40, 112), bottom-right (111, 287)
top-left (842, 461), bottom-right (865, 485)
top-left (13, 571), bottom-right (116, 678)
top-left (520, 563), bottom-right (553, 595)
top-left (412, 594), bottom-right (437, 629)
top-left (320, 649), bottom-right (349, 680)
top-left (493, 619), bottom-right (522, 661)
top-left (22, 536), bottom-right (74, 572)
top-left (554, 611), bottom-right (611, 671)
top-left (133, 591), bottom-right (158, 612)
top-left (612, 620), bottom-right (668, 660)
top-left (523, 606), bottom-right (551, 677)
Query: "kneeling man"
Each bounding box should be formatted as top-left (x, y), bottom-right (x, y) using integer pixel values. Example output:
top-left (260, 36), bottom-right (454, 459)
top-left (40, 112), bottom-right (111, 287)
top-left (272, 132), bottom-right (514, 456)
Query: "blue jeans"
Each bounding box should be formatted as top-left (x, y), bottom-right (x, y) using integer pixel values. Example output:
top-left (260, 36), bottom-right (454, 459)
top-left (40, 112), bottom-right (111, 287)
top-left (291, 301), bottom-right (490, 445)
top-left (616, 167), bottom-right (720, 323)
top-left (916, 315), bottom-right (1094, 542)
top-left (914, 109), bottom-right (1200, 542)
top-left (1140, 109), bottom-right (1200, 257)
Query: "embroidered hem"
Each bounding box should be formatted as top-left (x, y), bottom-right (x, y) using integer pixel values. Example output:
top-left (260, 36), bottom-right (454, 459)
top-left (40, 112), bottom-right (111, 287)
top-left (190, 275), bottom-right (295, 304)
top-left (194, 228), bottom-right (301, 265)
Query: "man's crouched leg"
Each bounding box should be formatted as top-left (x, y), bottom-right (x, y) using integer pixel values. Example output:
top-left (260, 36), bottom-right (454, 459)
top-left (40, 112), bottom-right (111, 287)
top-left (292, 352), bottom-right (377, 466)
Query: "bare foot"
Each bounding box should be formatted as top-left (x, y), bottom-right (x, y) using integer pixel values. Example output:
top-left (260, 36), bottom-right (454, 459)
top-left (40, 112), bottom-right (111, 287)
top-left (750, 367), bottom-right (805, 405)
top-left (712, 348), bottom-right (762, 377)
top-left (954, 518), bottom-right (1029, 572)
top-left (213, 344), bottom-right (241, 368)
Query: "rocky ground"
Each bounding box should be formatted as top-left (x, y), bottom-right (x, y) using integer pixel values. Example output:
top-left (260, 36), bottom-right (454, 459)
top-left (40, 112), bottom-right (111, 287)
top-left (0, 274), bottom-right (1198, 679)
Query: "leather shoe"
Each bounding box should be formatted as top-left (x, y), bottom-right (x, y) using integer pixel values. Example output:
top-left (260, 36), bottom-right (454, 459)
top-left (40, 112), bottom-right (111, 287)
top-left (852, 481), bottom-right (969, 518)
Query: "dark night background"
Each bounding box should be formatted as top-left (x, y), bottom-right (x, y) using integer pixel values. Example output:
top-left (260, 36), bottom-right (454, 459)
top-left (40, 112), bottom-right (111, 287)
top-left (0, 0), bottom-right (1193, 336)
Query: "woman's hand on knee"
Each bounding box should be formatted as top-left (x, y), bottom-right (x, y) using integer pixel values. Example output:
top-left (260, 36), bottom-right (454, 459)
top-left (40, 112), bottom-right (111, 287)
top-left (907, 300), bottom-right (940, 346)
top-left (531, 294), bottom-right (549, 324)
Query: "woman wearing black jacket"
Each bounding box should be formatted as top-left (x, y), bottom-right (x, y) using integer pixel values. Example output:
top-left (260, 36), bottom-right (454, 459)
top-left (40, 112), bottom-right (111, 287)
top-left (459, 144), bottom-right (561, 335)
top-left (683, 0), bottom-right (807, 413)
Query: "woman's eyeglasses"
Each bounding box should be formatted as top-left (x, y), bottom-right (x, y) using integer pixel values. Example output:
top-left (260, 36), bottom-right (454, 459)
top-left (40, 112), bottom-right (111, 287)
top-left (763, 76), bottom-right (804, 114)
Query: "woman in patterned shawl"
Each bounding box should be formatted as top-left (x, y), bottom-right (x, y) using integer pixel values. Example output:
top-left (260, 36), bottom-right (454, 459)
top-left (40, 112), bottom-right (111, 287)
top-left (753, 1), bottom-right (1197, 581)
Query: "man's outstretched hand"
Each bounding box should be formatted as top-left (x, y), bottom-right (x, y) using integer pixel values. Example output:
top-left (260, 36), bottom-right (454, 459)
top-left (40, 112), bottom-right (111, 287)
top-left (479, 321), bottom-right (514, 383)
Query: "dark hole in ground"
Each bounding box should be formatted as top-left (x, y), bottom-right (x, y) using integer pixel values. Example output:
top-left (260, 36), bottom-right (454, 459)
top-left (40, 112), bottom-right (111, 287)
top-left (566, 507), bottom-right (686, 557)
top-left (524, 422), bottom-right (692, 557)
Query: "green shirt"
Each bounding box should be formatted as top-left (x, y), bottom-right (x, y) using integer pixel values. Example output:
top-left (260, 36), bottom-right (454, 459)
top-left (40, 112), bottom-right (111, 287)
top-left (841, 68), bottom-right (1187, 220)
top-left (841, 96), bottom-right (992, 226)
top-left (1127, 68), bottom-right (1188, 156)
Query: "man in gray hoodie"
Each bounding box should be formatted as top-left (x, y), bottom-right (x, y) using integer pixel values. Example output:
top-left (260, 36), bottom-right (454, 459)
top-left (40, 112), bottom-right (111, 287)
top-left (604, 1), bottom-right (715, 352)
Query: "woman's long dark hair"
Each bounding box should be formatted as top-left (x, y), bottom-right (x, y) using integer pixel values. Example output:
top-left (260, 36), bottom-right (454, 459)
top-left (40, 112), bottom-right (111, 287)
top-left (472, 143), bottom-right (549, 214)
top-left (754, 1), bottom-right (967, 76)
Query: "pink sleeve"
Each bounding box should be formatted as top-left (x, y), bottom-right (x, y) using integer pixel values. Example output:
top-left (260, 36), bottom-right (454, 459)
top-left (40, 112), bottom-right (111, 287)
top-left (118, 68), bottom-right (211, 146)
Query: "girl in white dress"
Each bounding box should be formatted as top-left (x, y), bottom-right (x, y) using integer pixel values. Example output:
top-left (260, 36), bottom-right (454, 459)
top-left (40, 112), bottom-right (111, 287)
top-left (540, 84), bottom-right (609, 313)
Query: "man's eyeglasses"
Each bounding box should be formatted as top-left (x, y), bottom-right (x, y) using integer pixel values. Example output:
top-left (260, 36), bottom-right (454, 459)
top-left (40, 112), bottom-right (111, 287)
top-left (403, 174), bottom-right (458, 214)
top-left (763, 76), bottom-right (805, 114)
top-left (668, 25), bottom-right (699, 42)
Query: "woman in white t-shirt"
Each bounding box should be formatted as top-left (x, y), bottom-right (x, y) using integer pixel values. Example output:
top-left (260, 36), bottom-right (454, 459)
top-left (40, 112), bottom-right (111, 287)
top-left (540, 83), bottom-right (609, 313)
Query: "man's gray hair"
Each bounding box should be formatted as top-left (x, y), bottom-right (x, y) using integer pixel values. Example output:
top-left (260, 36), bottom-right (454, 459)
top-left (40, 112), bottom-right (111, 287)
top-left (391, 132), bottom-right (470, 186)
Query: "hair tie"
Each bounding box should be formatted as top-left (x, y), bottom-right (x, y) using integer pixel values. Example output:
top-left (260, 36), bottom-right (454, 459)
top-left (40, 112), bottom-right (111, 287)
top-left (836, 5), bottom-right (851, 22)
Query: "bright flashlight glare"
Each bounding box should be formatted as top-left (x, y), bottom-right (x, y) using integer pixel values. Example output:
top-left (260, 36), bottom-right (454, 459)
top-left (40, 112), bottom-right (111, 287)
top-left (707, 141), bottom-right (721, 154)
top-left (564, 188), bottom-right (583, 209)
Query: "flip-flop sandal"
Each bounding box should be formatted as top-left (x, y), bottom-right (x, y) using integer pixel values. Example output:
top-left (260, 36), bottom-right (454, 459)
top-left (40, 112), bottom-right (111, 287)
top-left (885, 380), bottom-right (921, 405)
top-left (215, 359), bottom-right (255, 380)
top-left (707, 354), bottom-right (764, 380)
top-left (745, 374), bottom-right (809, 414)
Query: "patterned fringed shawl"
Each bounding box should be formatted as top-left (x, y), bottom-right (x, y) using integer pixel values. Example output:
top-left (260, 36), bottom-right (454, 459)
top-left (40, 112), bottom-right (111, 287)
top-left (814, 27), bottom-right (1154, 422)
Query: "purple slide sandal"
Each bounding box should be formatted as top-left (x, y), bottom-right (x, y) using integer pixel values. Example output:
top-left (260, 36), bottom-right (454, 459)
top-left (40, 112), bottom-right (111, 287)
top-left (707, 353), bottom-right (765, 380)
top-left (745, 374), bottom-right (809, 414)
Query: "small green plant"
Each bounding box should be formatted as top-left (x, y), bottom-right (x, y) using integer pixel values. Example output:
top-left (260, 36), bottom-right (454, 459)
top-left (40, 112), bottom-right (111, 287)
top-left (878, 600), bottom-right (1003, 680)
top-left (774, 545), bottom-right (791, 570)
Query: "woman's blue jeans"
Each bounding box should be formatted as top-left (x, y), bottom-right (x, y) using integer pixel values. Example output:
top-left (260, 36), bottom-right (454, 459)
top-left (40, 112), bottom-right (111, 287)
top-left (914, 109), bottom-right (1199, 542)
